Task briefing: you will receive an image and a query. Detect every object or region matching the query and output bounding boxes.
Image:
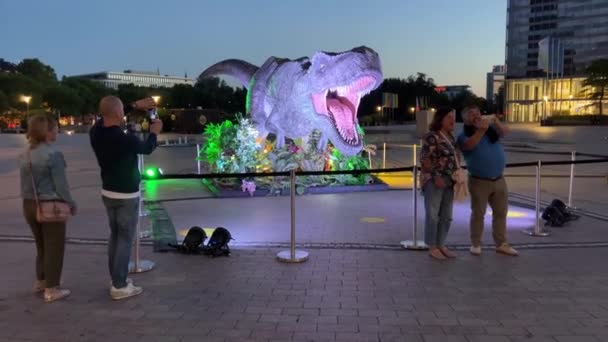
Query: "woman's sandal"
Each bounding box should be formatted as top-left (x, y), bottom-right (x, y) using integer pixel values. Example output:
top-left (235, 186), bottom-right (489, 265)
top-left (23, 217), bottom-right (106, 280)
top-left (429, 248), bottom-right (447, 260)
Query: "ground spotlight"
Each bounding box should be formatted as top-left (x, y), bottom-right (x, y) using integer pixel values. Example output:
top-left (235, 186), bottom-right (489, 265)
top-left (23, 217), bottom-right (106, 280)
top-left (145, 167), bottom-right (163, 179)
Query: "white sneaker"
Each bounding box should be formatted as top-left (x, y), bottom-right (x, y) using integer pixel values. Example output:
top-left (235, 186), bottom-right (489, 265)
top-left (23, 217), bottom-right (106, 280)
top-left (109, 278), bottom-right (133, 287)
top-left (470, 245), bottom-right (482, 256)
top-left (110, 282), bottom-right (143, 300)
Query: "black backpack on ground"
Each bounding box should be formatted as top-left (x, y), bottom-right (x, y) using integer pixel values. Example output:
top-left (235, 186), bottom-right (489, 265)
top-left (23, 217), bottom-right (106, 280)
top-left (542, 205), bottom-right (567, 227)
top-left (550, 199), bottom-right (580, 222)
top-left (542, 198), bottom-right (580, 227)
top-left (203, 227), bottom-right (233, 257)
top-left (169, 226), bottom-right (207, 254)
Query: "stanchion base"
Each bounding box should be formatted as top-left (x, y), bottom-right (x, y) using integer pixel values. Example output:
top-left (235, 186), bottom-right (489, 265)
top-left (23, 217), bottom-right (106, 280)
top-left (521, 228), bottom-right (551, 237)
top-left (400, 240), bottom-right (428, 250)
top-left (276, 250), bottom-right (309, 263)
top-left (128, 259), bottom-right (155, 273)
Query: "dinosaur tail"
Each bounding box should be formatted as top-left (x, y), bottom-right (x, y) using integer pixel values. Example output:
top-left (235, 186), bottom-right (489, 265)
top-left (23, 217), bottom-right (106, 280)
top-left (199, 59), bottom-right (258, 89)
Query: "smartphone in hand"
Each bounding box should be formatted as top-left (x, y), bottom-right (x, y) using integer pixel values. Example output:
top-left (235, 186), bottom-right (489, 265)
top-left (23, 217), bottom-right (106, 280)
top-left (148, 108), bottom-right (158, 120)
top-left (481, 114), bottom-right (496, 124)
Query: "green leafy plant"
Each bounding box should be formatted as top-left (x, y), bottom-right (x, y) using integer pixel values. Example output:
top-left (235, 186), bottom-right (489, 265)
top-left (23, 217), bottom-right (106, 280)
top-left (199, 119), bottom-right (377, 194)
top-left (200, 120), bottom-right (235, 172)
top-left (234, 114), bottom-right (261, 172)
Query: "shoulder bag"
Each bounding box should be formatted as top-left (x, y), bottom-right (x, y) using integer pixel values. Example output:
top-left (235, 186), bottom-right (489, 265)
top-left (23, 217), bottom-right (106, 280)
top-left (28, 149), bottom-right (71, 223)
top-left (439, 132), bottom-right (469, 202)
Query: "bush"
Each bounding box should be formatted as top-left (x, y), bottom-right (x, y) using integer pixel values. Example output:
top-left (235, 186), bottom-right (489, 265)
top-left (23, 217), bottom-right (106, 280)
top-left (359, 115), bottom-right (373, 126)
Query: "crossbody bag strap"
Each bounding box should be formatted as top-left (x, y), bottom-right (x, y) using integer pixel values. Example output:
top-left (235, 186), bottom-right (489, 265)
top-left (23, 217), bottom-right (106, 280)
top-left (439, 131), bottom-right (462, 169)
top-left (27, 149), bottom-right (41, 207)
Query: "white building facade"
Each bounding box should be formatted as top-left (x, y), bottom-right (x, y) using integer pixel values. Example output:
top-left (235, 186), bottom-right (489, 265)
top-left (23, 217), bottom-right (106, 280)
top-left (69, 70), bottom-right (195, 89)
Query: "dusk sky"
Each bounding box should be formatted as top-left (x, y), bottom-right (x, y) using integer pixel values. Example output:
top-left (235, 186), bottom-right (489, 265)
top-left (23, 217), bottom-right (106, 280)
top-left (2, 0), bottom-right (506, 97)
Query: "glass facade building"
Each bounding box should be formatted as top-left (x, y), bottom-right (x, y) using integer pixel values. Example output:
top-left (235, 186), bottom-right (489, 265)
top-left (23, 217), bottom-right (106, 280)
top-left (505, 0), bottom-right (608, 121)
top-left (504, 77), bottom-right (602, 122)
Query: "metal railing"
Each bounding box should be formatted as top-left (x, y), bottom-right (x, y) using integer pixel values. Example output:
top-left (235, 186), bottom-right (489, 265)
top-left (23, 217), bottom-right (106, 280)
top-left (135, 141), bottom-right (608, 269)
top-left (381, 142), bottom-right (421, 170)
top-left (498, 157), bottom-right (608, 237)
top-left (129, 154), bottom-right (155, 273)
top-left (141, 164), bottom-right (411, 263)
top-left (138, 143), bottom-right (608, 264)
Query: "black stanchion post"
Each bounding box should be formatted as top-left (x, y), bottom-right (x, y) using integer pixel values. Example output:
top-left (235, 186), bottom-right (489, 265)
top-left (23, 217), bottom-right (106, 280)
top-left (277, 169), bottom-right (309, 263)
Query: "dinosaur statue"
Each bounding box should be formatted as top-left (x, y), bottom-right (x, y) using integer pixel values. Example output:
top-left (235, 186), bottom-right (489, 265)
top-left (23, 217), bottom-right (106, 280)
top-left (199, 46), bottom-right (383, 156)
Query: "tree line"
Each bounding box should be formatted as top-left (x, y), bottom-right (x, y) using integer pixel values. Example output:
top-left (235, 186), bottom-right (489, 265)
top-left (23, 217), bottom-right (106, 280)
top-left (0, 57), bottom-right (492, 129)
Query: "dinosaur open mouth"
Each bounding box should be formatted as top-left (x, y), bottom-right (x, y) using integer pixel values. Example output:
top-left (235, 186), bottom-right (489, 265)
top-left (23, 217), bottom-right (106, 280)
top-left (312, 76), bottom-right (377, 146)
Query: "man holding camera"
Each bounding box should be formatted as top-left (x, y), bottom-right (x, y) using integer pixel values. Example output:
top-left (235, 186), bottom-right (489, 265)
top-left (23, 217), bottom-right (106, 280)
top-left (457, 106), bottom-right (518, 257)
top-left (90, 96), bottom-right (163, 300)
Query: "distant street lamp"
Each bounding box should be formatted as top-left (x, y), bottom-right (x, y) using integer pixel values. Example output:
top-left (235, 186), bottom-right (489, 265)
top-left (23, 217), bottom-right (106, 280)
top-left (376, 106), bottom-right (382, 112)
top-left (409, 107), bottom-right (416, 113)
top-left (152, 96), bottom-right (161, 105)
top-left (21, 95), bottom-right (31, 119)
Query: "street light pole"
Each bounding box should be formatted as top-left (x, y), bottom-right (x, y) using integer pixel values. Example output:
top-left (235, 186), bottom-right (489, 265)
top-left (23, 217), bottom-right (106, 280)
top-left (21, 95), bottom-right (32, 124)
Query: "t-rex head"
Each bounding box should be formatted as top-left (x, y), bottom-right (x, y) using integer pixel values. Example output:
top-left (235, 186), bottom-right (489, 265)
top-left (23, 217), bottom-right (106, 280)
top-left (309, 46), bottom-right (383, 156)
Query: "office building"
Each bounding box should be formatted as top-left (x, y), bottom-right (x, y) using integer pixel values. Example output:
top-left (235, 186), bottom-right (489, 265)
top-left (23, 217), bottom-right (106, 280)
top-left (486, 65), bottom-right (506, 105)
top-left (505, 0), bottom-right (608, 122)
top-left (69, 69), bottom-right (195, 89)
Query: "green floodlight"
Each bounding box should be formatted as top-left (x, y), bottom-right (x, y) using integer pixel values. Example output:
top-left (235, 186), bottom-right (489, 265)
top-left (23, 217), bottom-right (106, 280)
top-left (145, 167), bottom-right (163, 179)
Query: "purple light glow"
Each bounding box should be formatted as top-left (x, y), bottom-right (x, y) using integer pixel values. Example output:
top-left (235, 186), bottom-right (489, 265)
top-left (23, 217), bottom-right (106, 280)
top-left (451, 202), bottom-right (536, 230)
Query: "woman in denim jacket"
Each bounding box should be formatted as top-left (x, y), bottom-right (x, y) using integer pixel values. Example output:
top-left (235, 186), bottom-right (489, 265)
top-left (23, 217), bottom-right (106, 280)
top-left (420, 107), bottom-right (461, 260)
top-left (19, 114), bottom-right (76, 302)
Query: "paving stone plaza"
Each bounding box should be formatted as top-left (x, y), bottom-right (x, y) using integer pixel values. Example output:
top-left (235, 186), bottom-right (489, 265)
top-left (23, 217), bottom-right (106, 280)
top-left (1, 124), bottom-right (608, 342)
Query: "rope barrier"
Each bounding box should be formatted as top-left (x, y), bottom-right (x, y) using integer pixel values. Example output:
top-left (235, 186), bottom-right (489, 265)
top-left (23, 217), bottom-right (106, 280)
top-left (143, 166), bottom-right (413, 180)
top-left (144, 158), bottom-right (608, 180)
top-left (136, 146), bottom-right (608, 262)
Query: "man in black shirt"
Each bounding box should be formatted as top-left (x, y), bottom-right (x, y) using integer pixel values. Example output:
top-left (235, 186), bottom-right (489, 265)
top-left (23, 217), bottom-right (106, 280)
top-left (90, 95), bottom-right (162, 300)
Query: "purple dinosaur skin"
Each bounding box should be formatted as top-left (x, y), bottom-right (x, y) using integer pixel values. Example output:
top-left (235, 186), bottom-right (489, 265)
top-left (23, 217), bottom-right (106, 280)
top-left (199, 46), bottom-right (383, 156)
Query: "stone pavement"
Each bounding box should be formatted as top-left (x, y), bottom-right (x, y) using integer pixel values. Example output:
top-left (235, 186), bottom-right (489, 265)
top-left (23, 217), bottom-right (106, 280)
top-left (1, 125), bottom-right (607, 342)
top-left (2, 241), bottom-right (608, 342)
